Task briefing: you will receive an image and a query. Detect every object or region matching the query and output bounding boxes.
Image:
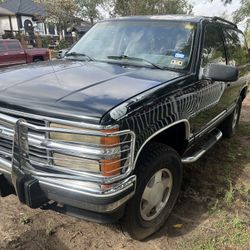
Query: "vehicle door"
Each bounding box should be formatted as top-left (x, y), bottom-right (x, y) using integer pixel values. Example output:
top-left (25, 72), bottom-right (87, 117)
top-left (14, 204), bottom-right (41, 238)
top-left (0, 40), bottom-right (9, 67)
top-left (222, 28), bottom-right (250, 104)
top-left (190, 23), bottom-right (232, 135)
top-left (7, 40), bottom-right (26, 66)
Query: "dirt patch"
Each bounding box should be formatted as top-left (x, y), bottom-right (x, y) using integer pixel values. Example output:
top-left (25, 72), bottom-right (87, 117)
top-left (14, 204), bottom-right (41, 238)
top-left (0, 95), bottom-right (250, 250)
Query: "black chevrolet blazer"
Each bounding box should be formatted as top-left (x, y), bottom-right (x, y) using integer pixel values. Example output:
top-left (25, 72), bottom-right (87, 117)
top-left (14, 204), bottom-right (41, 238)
top-left (0, 15), bottom-right (249, 240)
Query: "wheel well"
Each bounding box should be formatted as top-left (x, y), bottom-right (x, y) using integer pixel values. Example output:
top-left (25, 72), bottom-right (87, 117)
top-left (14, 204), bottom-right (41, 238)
top-left (240, 86), bottom-right (248, 101)
top-left (151, 122), bottom-right (189, 155)
top-left (33, 56), bottom-right (44, 62)
top-left (134, 121), bottom-right (189, 166)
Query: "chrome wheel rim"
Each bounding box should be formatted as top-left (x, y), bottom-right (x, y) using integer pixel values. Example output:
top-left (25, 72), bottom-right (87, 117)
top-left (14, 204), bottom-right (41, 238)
top-left (140, 168), bottom-right (173, 221)
top-left (232, 105), bottom-right (239, 130)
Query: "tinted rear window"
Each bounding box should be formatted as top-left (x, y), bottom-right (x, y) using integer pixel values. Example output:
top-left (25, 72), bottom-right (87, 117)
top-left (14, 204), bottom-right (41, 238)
top-left (0, 41), bottom-right (5, 51)
top-left (223, 28), bottom-right (249, 66)
top-left (7, 41), bottom-right (21, 50)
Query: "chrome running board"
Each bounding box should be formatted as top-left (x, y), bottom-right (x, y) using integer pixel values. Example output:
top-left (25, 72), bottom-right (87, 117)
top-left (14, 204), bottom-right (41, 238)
top-left (181, 129), bottom-right (223, 164)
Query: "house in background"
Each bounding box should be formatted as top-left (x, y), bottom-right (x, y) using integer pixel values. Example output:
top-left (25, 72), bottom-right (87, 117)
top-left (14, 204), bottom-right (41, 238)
top-left (0, 0), bottom-right (92, 47)
top-left (0, 0), bottom-right (59, 40)
top-left (0, 7), bottom-right (16, 35)
top-left (68, 20), bottom-right (93, 41)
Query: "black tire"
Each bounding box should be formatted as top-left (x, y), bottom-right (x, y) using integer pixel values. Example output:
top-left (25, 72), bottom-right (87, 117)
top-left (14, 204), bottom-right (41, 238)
top-left (122, 142), bottom-right (183, 240)
top-left (220, 97), bottom-right (242, 138)
top-left (33, 58), bottom-right (43, 63)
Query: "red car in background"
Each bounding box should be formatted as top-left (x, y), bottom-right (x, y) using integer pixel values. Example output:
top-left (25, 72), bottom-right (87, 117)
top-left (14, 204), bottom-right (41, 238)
top-left (0, 39), bottom-right (50, 68)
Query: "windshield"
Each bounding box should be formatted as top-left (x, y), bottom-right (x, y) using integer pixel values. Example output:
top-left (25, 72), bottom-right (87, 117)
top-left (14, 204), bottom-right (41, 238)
top-left (67, 20), bottom-right (197, 70)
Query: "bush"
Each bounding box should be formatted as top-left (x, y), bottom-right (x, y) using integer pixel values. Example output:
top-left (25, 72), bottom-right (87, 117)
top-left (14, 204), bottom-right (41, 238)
top-left (56, 39), bottom-right (69, 50)
top-left (41, 36), bottom-right (50, 48)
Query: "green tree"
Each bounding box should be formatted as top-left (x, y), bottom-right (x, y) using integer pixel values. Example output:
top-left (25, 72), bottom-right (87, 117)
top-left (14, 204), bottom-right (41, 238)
top-left (233, 0), bottom-right (250, 24)
top-left (76, 0), bottom-right (105, 24)
top-left (245, 30), bottom-right (250, 46)
top-left (35, 0), bottom-right (79, 39)
top-left (111, 0), bottom-right (193, 16)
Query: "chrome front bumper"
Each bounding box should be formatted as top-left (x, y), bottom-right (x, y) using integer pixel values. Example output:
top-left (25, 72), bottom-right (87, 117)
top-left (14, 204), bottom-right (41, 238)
top-left (0, 110), bottom-right (136, 215)
top-left (1, 166), bottom-right (136, 213)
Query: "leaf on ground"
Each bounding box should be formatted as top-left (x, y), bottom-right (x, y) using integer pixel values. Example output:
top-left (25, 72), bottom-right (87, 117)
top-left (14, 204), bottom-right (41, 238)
top-left (173, 224), bottom-right (183, 229)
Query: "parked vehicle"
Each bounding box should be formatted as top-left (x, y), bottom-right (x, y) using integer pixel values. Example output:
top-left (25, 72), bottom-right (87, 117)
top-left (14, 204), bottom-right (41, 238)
top-left (0, 39), bottom-right (50, 68)
top-left (0, 16), bottom-right (249, 240)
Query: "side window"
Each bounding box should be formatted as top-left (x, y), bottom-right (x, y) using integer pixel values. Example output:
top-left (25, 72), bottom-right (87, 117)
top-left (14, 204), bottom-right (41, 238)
top-left (0, 41), bottom-right (5, 51)
top-left (223, 28), bottom-right (249, 66)
top-left (7, 41), bottom-right (21, 50)
top-left (201, 24), bottom-right (226, 67)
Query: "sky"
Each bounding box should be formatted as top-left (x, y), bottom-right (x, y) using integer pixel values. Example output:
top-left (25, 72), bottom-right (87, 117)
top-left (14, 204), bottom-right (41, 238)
top-left (101, 0), bottom-right (247, 31)
top-left (191, 0), bottom-right (246, 30)
top-left (191, 0), bottom-right (241, 17)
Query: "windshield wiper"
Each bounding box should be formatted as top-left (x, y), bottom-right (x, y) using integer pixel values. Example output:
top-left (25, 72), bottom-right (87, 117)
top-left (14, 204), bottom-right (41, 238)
top-left (107, 55), bottom-right (164, 70)
top-left (65, 52), bottom-right (95, 61)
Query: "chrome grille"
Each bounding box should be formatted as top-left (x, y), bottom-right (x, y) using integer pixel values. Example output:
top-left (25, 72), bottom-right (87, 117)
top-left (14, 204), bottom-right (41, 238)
top-left (0, 115), bottom-right (48, 164)
top-left (0, 110), bottom-right (136, 184)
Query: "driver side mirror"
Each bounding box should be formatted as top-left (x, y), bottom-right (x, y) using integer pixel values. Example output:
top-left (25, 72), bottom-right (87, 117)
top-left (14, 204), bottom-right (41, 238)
top-left (202, 63), bottom-right (239, 82)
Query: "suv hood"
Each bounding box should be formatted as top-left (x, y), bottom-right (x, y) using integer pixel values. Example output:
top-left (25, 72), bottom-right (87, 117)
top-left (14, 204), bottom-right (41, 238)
top-left (0, 60), bottom-right (185, 120)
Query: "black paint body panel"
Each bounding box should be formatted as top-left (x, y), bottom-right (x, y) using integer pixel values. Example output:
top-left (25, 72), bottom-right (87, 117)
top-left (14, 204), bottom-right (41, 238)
top-left (0, 60), bottom-right (183, 120)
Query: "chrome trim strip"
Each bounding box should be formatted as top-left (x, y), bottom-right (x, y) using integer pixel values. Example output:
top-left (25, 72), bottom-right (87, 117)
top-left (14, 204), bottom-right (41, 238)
top-left (21, 121), bottom-right (127, 136)
top-left (0, 157), bottom-right (12, 174)
top-left (133, 119), bottom-right (190, 166)
top-left (0, 112), bottom-right (18, 125)
top-left (194, 104), bottom-right (236, 139)
top-left (37, 175), bottom-right (136, 197)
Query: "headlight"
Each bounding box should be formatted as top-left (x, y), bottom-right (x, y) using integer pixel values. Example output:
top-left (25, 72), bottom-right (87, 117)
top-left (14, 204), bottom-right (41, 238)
top-left (50, 123), bottom-right (101, 145)
top-left (53, 153), bottom-right (100, 173)
top-left (49, 123), bottom-right (121, 176)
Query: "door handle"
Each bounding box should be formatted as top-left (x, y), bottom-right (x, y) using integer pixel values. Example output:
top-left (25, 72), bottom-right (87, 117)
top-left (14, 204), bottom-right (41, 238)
top-left (3, 53), bottom-right (8, 56)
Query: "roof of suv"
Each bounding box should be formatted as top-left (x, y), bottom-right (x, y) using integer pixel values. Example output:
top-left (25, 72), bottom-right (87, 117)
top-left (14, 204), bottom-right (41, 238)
top-left (108, 15), bottom-right (203, 22)
top-left (105, 15), bottom-right (238, 28)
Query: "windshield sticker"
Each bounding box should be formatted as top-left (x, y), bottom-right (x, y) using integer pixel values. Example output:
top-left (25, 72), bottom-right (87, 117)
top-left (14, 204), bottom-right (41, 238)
top-left (174, 53), bottom-right (185, 59)
top-left (171, 60), bottom-right (183, 66)
top-left (185, 23), bottom-right (194, 30)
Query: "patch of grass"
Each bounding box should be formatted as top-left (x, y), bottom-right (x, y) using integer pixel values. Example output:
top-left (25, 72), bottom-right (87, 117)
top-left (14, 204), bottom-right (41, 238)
top-left (184, 214), bottom-right (250, 250)
top-left (223, 181), bottom-right (235, 205)
top-left (178, 119), bottom-right (250, 250)
top-left (194, 239), bottom-right (217, 250)
top-left (19, 215), bottom-right (32, 225)
top-left (46, 220), bottom-right (55, 236)
top-left (208, 199), bottom-right (219, 214)
top-left (216, 216), bottom-right (249, 247)
top-left (238, 123), bottom-right (250, 136)
top-left (237, 184), bottom-right (250, 206)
